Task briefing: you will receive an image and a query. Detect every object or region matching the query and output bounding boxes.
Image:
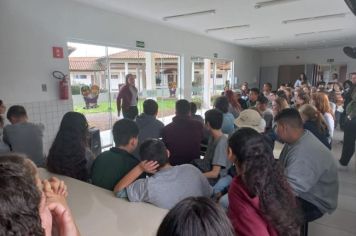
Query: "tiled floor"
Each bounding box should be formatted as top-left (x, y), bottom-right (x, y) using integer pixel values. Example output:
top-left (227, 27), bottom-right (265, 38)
top-left (308, 129), bottom-right (356, 236)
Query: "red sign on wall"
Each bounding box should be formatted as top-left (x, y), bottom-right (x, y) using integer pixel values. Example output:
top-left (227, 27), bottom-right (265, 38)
top-left (52, 47), bottom-right (64, 58)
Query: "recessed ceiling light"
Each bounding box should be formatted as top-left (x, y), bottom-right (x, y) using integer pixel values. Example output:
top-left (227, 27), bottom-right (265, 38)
top-left (163, 9), bottom-right (216, 21)
top-left (255, 0), bottom-right (300, 9)
top-left (206, 24), bottom-right (250, 33)
top-left (234, 36), bottom-right (270, 41)
top-left (282, 13), bottom-right (347, 24)
top-left (295, 28), bottom-right (344, 37)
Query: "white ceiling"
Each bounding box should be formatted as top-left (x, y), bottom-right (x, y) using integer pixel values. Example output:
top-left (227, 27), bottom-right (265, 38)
top-left (73, 0), bottom-right (356, 51)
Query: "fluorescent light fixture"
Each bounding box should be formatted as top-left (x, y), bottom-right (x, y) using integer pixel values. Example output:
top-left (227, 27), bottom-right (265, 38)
top-left (163, 9), bottom-right (215, 21)
top-left (255, 0), bottom-right (300, 9)
top-left (318, 29), bottom-right (343, 34)
top-left (234, 36), bottom-right (270, 41)
top-left (206, 24), bottom-right (250, 33)
top-left (295, 28), bottom-right (344, 37)
top-left (283, 13), bottom-right (347, 24)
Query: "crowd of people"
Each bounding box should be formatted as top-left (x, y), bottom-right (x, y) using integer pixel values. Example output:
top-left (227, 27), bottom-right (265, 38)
top-left (0, 71), bottom-right (355, 235)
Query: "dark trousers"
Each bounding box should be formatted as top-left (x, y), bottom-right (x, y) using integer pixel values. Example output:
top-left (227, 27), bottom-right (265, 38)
top-left (123, 106), bottom-right (138, 120)
top-left (340, 117), bottom-right (356, 166)
top-left (297, 197), bottom-right (323, 222)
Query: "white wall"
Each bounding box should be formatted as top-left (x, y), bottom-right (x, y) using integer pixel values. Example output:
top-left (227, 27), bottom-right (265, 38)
top-left (261, 47), bottom-right (356, 75)
top-left (0, 0), bottom-right (261, 104)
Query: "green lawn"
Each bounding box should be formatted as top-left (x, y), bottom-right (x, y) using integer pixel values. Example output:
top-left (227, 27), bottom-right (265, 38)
top-left (74, 98), bottom-right (177, 115)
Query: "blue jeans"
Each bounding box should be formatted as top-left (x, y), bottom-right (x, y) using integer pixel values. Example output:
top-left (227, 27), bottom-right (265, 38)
top-left (213, 175), bottom-right (232, 194)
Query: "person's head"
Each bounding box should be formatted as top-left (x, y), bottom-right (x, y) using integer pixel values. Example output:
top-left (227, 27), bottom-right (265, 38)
top-left (256, 95), bottom-right (269, 112)
top-left (6, 105), bottom-right (27, 124)
top-left (205, 109), bottom-right (223, 131)
top-left (0, 99), bottom-right (6, 115)
top-left (140, 139), bottom-right (169, 168)
top-left (58, 112), bottom-right (88, 139)
top-left (143, 99), bottom-right (158, 116)
top-left (299, 104), bottom-right (329, 136)
top-left (175, 99), bottom-right (190, 116)
top-left (46, 112), bottom-right (89, 181)
top-left (296, 91), bottom-right (310, 106)
top-left (234, 109), bottom-right (266, 133)
top-left (269, 91), bottom-right (277, 102)
top-left (249, 88), bottom-right (260, 102)
top-left (241, 82), bottom-right (249, 91)
top-left (274, 108), bottom-right (304, 144)
top-left (263, 83), bottom-right (272, 93)
top-left (157, 197), bottom-right (235, 236)
top-left (333, 82), bottom-right (343, 92)
top-left (272, 97), bottom-right (289, 116)
top-left (311, 92), bottom-right (332, 115)
top-left (300, 73), bottom-right (307, 82)
top-left (343, 79), bottom-right (353, 91)
top-left (190, 102), bottom-right (198, 115)
top-left (0, 154), bottom-right (44, 235)
top-left (302, 86), bottom-right (310, 94)
top-left (214, 96), bottom-right (229, 113)
top-left (112, 119), bottom-right (139, 151)
top-left (351, 72), bottom-right (356, 84)
top-left (332, 73), bottom-right (338, 80)
top-left (276, 90), bottom-right (287, 100)
top-left (125, 73), bottom-right (135, 86)
top-left (228, 128), bottom-right (301, 235)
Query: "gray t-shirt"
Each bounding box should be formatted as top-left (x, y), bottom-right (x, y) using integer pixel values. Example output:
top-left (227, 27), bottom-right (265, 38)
top-left (129, 86), bottom-right (138, 106)
top-left (279, 130), bottom-right (338, 214)
top-left (125, 164), bottom-right (213, 209)
top-left (3, 122), bottom-right (44, 166)
top-left (205, 135), bottom-right (230, 177)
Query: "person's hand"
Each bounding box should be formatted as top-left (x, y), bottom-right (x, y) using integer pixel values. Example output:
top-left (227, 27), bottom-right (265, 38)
top-left (212, 192), bottom-right (223, 202)
top-left (139, 160), bottom-right (159, 174)
top-left (44, 177), bottom-right (68, 197)
top-left (43, 180), bottom-right (80, 236)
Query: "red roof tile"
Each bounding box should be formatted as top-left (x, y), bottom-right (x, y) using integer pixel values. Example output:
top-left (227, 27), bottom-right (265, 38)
top-left (69, 57), bottom-right (105, 71)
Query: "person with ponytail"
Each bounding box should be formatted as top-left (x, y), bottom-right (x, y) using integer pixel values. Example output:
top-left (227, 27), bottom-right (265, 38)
top-left (299, 104), bottom-right (331, 149)
top-left (227, 128), bottom-right (301, 236)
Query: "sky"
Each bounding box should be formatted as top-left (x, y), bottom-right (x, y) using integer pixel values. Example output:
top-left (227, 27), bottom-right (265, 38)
top-left (68, 42), bottom-right (127, 57)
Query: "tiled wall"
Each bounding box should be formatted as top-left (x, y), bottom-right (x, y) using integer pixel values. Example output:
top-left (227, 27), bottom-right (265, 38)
top-left (6, 100), bottom-right (73, 155)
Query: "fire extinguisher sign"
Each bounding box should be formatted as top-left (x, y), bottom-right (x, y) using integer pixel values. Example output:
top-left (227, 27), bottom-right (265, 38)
top-left (52, 47), bottom-right (64, 58)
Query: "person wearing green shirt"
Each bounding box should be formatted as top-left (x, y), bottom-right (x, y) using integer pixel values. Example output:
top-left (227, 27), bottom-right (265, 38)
top-left (91, 119), bottom-right (143, 191)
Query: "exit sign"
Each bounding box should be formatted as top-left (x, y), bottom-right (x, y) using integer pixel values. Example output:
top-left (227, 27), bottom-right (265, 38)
top-left (136, 41), bottom-right (145, 48)
top-left (327, 58), bottom-right (335, 63)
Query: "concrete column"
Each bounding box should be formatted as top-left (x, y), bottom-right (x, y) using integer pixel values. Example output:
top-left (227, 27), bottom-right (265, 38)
top-left (203, 59), bottom-right (211, 109)
top-left (145, 52), bottom-right (156, 91)
top-left (182, 55), bottom-right (192, 100)
top-left (124, 62), bottom-right (129, 76)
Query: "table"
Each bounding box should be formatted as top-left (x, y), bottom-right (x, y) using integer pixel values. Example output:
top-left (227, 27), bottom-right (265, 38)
top-left (38, 168), bottom-right (167, 236)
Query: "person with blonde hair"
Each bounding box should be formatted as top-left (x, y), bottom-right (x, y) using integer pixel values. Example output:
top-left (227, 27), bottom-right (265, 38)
top-left (299, 104), bottom-right (331, 149)
top-left (311, 92), bottom-right (334, 143)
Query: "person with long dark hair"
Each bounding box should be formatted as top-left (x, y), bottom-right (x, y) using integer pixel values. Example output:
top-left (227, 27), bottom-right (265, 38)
top-left (227, 128), bottom-right (301, 236)
top-left (157, 197), bottom-right (235, 236)
top-left (116, 73), bottom-right (138, 120)
top-left (47, 111), bottom-right (94, 182)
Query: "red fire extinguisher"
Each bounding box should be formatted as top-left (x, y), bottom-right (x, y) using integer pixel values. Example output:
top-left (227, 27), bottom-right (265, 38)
top-left (53, 71), bottom-right (69, 100)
